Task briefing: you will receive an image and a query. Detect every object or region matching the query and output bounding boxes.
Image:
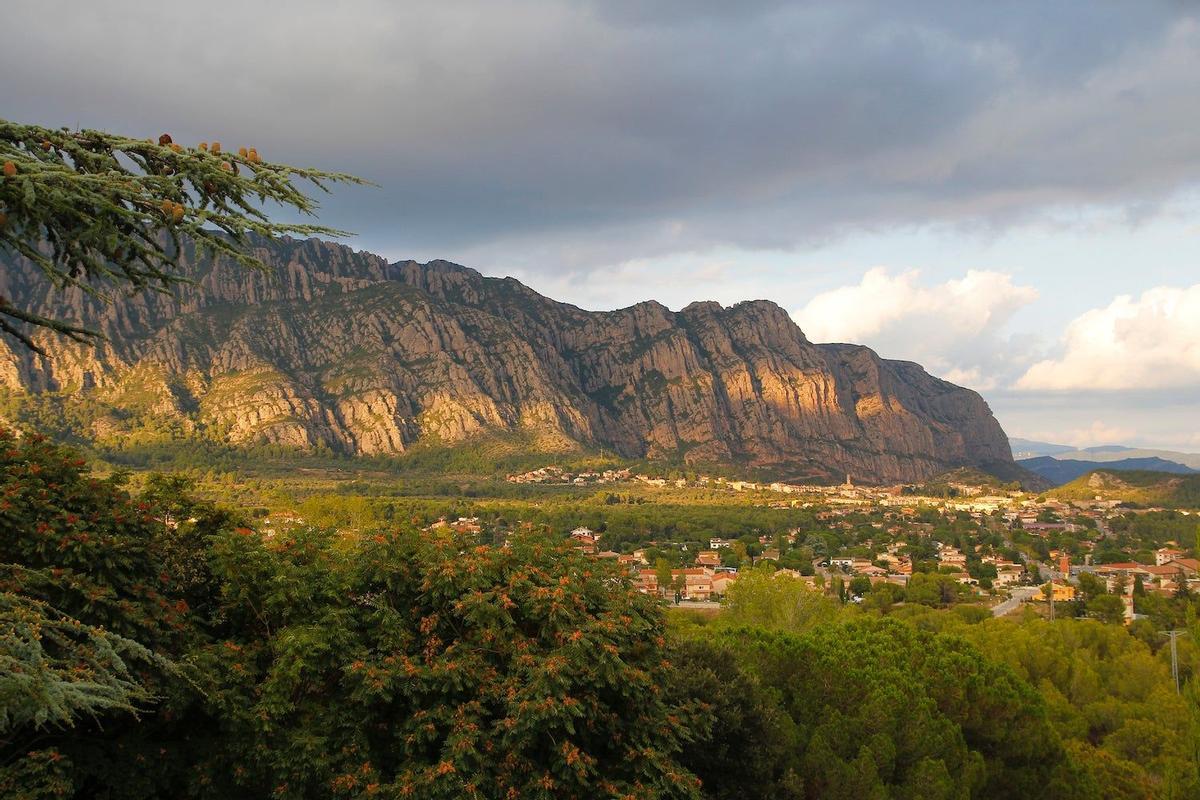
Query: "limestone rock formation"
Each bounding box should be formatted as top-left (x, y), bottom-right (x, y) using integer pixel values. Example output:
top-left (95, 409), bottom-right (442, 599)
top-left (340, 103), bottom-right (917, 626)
top-left (0, 237), bottom-right (1016, 483)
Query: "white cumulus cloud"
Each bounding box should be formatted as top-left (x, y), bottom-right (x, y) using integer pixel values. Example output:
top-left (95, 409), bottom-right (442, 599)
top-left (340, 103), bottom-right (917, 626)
top-left (792, 268), bottom-right (1039, 389)
top-left (1017, 283), bottom-right (1200, 390)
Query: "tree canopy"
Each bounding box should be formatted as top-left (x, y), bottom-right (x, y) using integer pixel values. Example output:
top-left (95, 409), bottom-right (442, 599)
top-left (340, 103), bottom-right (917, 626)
top-left (0, 426), bottom-right (703, 799)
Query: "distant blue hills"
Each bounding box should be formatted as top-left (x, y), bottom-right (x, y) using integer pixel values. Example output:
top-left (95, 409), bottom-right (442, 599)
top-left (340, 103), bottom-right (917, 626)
top-left (1011, 438), bottom-right (1200, 486)
top-left (1017, 455), bottom-right (1198, 486)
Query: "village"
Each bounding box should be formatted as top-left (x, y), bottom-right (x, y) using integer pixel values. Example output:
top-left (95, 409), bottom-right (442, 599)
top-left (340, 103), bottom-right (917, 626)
top-left (255, 466), bottom-right (1197, 626)
top-left (497, 467), bottom-right (1199, 622)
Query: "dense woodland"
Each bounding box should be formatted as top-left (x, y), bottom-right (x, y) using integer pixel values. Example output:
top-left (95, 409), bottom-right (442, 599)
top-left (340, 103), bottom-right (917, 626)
top-left (3, 426), bottom-right (1199, 799)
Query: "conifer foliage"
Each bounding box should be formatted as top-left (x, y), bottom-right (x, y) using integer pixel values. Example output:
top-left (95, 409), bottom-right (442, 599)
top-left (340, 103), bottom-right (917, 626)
top-left (0, 120), bottom-right (363, 350)
top-left (0, 427), bottom-right (197, 798)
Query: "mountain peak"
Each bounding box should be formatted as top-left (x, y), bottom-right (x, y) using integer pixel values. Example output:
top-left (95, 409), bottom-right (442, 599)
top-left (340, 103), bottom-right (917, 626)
top-left (1, 236), bottom-right (1013, 484)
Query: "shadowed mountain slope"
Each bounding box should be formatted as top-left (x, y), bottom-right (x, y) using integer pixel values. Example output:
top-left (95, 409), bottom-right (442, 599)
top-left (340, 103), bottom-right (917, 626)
top-left (1, 237), bottom-right (1016, 484)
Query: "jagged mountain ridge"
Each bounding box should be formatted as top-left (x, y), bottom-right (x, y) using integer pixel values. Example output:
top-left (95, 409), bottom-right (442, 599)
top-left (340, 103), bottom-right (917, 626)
top-left (0, 237), bottom-right (1016, 483)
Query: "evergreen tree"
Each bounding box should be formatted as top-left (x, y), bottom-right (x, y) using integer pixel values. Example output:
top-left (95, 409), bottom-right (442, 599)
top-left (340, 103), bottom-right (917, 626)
top-left (1176, 569), bottom-right (1192, 600)
top-left (0, 119), bottom-right (363, 350)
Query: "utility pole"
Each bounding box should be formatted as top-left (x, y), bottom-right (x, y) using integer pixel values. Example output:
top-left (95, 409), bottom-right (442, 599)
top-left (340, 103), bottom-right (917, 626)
top-left (1044, 566), bottom-right (1055, 621)
top-left (1160, 630), bottom-right (1189, 694)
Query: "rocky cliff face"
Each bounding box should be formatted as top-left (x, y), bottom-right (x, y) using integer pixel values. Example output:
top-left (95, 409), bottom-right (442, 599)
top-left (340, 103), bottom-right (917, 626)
top-left (0, 237), bottom-right (1015, 483)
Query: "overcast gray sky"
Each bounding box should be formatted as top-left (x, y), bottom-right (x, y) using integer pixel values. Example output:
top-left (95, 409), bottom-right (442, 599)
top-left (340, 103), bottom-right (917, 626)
top-left (5, 0), bottom-right (1200, 450)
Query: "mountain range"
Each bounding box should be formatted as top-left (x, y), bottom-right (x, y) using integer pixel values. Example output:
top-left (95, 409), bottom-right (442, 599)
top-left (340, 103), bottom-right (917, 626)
top-left (1011, 438), bottom-right (1200, 469)
top-left (1018, 455), bottom-right (1197, 486)
top-left (1011, 438), bottom-right (1200, 485)
top-left (0, 236), bottom-right (1021, 484)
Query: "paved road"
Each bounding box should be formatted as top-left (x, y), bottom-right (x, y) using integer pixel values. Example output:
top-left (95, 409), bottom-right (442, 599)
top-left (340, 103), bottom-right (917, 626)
top-left (992, 586), bottom-right (1041, 617)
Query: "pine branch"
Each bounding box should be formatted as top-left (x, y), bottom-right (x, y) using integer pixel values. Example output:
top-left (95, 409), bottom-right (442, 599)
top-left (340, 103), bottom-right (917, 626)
top-left (0, 119), bottom-right (371, 351)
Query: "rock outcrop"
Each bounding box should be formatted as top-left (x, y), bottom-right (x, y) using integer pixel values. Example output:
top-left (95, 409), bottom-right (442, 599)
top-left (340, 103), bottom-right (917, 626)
top-left (0, 237), bottom-right (1016, 483)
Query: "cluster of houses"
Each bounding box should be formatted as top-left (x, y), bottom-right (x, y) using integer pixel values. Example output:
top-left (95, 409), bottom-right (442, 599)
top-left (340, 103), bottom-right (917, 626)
top-left (499, 464), bottom-right (1190, 542)
top-left (576, 520), bottom-right (1030, 603)
top-left (428, 516), bottom-right (484, 534)
top-left (506, 468), bottom-right (876, 497)
top-left (1028, 546), bottom-right (1199, 624)
top-left (985, 554), bottom-right (1026, 587)
top-left (417, 476), bottom-right (1196, 620)
top-left (563, 527), bottom-right (744, 602)
top-left (635, 567), bottom-right (739, 602)
top-left (1092, 548), bottom-right (1200, 596)
top-left (258, 510), bottom-right (306, 537)
top-left (506, 466), bottom-right (633, 485)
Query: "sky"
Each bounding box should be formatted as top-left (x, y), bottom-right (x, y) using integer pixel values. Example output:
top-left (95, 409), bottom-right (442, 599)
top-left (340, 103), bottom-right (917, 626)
top-left (4, 0), bottom-right (1200, 451)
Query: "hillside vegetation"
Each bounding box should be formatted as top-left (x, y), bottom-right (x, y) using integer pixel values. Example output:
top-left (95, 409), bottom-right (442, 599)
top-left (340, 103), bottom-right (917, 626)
top-left (5, 427), bottom-right (1199, 799)
top-left (1052, 469), bottom-right (1200, 507)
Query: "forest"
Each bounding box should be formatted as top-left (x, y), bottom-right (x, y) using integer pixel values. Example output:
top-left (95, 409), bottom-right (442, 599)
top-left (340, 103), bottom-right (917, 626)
top-left (3, 426), bottom-right (1199, 800)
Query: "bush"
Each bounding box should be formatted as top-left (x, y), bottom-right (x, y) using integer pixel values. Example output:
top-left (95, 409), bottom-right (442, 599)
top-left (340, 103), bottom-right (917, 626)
top-left (2, 428), bottom-right (702, 799)
top-left (198, 526), bottom-right (703, 799)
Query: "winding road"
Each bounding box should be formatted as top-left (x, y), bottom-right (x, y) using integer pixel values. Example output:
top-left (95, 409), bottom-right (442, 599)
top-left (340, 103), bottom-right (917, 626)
top-left (992, 585), bottom-right (1041, 617)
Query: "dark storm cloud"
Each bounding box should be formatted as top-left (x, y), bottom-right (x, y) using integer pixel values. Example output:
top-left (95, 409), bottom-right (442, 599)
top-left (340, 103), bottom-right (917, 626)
top-left (3, 0), bottom-right (1198, 269)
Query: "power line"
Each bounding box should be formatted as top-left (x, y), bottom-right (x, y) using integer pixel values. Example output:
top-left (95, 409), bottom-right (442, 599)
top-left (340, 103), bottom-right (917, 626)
top-left (1159, 629), bottom-right (1189, 694)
